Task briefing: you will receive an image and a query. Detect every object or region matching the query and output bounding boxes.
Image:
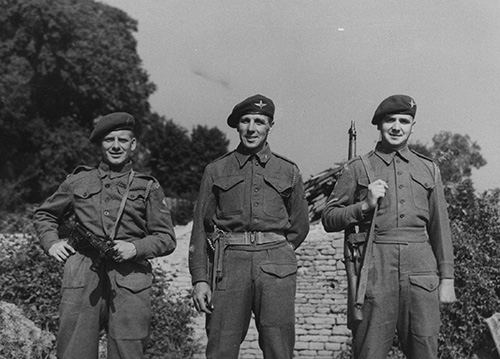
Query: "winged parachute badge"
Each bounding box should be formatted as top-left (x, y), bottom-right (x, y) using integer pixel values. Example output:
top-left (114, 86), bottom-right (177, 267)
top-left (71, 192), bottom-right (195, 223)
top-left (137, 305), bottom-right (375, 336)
top-left (254, 100), bottom-right (267, 109)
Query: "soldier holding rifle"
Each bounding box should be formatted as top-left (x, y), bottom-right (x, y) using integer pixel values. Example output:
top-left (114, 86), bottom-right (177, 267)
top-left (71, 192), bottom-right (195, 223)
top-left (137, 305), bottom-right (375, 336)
top-left (322, 95), bottom-right (456, 359)
top-left (34, 112), bottom-right (176, 359)
top-left (189, 94), bottom-right (309, 359)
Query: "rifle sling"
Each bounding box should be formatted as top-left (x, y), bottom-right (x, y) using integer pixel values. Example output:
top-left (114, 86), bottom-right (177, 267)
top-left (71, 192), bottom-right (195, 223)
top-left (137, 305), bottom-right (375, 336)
top-left (108, 170), bottom-right (135, 241)
top-left (354, 153), bottom-right (378, 309)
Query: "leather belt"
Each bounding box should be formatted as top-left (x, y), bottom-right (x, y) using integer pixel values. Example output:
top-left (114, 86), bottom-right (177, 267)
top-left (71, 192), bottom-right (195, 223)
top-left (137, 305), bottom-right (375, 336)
top-left (225, 231), bottom-right (286, 245)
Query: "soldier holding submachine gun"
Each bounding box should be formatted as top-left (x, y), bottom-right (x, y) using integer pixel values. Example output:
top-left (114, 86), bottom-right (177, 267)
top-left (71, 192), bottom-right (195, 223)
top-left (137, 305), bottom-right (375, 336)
top-left (35, 112), bottom-right (176, 359)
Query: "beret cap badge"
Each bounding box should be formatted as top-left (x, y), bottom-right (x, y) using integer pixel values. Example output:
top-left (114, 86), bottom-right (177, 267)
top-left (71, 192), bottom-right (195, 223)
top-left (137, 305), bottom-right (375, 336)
top-left (89, 112), bottom-right (136, 143)
top-left (227, 94), bottom-right (275, 128)
top-left (371, 94), bottom-right (417, 125)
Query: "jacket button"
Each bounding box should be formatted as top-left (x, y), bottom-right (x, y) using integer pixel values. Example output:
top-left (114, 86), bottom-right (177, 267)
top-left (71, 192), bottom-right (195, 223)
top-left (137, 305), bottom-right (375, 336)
top-left (104, 210), bottom-right (110, 216)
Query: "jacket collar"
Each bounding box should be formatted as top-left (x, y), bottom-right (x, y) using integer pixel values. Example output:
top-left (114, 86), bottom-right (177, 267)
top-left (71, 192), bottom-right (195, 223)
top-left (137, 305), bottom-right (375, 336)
top-left (98, 161), bottom-right (133, 179)
top-left (234, 143), bottom-right (272, 168)
top-left (374, 142), bottom-right (410, 165)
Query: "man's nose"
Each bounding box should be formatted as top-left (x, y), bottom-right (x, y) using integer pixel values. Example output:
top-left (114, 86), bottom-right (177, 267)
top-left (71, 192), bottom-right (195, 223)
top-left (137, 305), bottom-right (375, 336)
top-left (111, 138), bottom-right (120, 149)
top-left (391, 121), bottom-right (402, 131)
top-left (247, 120), bottom-right (256, 132)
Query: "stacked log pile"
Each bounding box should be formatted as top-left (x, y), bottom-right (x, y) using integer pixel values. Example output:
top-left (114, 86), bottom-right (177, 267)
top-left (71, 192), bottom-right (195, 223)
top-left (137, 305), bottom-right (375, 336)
top-left (304, 166), bottom-right (342, 222)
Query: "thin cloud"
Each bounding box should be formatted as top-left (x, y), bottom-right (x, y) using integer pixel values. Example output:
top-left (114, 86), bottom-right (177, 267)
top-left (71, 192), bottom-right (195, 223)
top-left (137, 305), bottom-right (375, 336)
top-left (192, 69), bottom-right (230, 89)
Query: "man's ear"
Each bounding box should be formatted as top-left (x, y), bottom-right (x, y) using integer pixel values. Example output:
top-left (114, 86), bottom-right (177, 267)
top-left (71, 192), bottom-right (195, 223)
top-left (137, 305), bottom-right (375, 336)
top-left (131, 137), bottom-right (137, 152)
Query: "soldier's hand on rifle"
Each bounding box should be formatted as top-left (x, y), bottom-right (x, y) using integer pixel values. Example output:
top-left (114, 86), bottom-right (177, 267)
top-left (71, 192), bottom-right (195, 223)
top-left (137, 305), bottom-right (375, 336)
top-left (439, 278), bottom-right (457, 304)
top-left (362, 179), bottom-right (388, 211)
top-left (48, 241), bottom-right (75, 262)
top-left (192, 281), bottom-right (213, 314)
top-left (112, 240), bottom-right (137, 262)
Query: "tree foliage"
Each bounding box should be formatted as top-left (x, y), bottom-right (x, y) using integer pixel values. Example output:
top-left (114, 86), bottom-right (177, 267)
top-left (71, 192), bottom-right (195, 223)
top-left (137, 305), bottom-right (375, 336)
top-left (0, 0), bottom-right (230, 213)
top-left (143, 116), bottom-right (229, 200)
top-left (0, 0), bottom-right (155, 207)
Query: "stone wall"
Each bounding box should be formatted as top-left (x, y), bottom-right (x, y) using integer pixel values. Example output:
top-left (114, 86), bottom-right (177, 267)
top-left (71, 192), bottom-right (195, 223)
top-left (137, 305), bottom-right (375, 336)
top-left (157, 222), bottom-right (351, 358)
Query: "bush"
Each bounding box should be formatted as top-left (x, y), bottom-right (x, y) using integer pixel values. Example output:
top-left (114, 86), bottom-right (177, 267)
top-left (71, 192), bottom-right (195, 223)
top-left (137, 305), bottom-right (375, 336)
top-left (145, 267), bottom-right (200, 358)
top-left (167, 198), bottom-right (194, 226)
top-left (0, 206), bottom-right (36, 234)
top-left (438, 191), bottom-right (500, 359)
top-left (0, 236), bottom-right (199, 358)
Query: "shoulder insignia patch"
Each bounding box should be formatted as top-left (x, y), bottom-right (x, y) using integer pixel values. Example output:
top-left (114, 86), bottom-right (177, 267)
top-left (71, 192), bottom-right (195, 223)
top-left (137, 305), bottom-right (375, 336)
top-left (160, 197), bottom-right (170, 213)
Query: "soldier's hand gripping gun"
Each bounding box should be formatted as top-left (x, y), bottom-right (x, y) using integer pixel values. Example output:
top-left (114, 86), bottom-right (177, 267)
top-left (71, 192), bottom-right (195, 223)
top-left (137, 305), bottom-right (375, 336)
top-left (60, 213), bottom-right (117, 260)
top-left (71, 222), bottom-right (117, 259)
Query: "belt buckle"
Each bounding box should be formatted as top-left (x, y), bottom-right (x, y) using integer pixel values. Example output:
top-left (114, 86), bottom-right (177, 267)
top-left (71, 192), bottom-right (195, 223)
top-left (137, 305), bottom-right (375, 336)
top-left (248, 231), bottom-right (256, 244)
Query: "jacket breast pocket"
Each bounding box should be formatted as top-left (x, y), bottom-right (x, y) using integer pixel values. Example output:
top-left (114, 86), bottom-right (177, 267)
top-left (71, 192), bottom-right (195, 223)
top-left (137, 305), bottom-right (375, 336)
top-left (410, 173), bottom-right (435, 211)
top-left (126, 187), bottom-right (147, 216)
top-left (263, 175), bottom-right (292, 218)
top-left (213, 175), bottom-right (245, 217)
top-left (73, 181), bottom-right (101, 206)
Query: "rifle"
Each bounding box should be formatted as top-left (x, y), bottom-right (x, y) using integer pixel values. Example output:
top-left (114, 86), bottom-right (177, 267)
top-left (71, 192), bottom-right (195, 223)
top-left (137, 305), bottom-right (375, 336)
top-left (344, 121), bottom-right (379, 329)
top-left (344, 121), bottom-right (362, 329)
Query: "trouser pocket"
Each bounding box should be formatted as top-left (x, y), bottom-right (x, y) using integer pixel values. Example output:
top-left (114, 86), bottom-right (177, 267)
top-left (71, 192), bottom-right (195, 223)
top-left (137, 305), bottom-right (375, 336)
top-left (409, 274), bottom-right (440, 336)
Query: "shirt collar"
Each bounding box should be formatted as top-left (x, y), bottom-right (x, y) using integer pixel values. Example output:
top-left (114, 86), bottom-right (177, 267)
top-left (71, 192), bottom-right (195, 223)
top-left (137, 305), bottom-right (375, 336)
top-left (234, 143), bottom-right (272, 168)
top-left (98, 161), bottom-right (133, 179)
top-left (374, 142), bottom-right (410, 165)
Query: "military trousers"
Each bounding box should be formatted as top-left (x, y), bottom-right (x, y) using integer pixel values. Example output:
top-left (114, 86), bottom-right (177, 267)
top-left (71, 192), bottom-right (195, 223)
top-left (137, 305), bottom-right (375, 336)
top-left (353, 228), bottom-right (441, 359)
top-left (206, 241), bottom-right (298, 359)
top-left (57, 252), bottom-right (153, 359)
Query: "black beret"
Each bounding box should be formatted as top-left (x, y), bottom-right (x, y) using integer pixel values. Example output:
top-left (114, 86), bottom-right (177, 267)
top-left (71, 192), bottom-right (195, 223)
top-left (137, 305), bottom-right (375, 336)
top-left (227, 94), bottom-right (275, 128)
top-left (372, 95), bottom-right (416, 125)
top-left (89, 112), bottom-right (135, 143)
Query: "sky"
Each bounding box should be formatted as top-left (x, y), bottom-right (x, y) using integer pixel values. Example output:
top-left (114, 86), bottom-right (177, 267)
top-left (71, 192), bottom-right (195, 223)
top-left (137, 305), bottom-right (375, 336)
top-left (101, 0), bottom-right (500, 191)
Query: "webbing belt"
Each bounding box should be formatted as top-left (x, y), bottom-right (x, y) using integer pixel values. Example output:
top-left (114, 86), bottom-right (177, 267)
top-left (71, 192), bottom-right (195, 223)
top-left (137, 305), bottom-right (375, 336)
top-left (224, 231), bottom-right (286, 245)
